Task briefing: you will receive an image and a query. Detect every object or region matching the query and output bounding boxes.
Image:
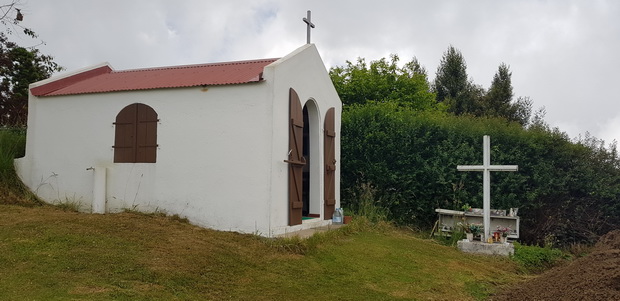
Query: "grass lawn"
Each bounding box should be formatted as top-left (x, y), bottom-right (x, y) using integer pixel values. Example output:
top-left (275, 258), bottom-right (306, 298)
top-left (0, 204), bottom-right (524, 300)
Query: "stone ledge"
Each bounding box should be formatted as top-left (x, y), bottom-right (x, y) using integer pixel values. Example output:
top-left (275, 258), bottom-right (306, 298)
top-left (457, 240), bottom-right (514, 256)
top-left (276, 224), bottom-right (345, 239)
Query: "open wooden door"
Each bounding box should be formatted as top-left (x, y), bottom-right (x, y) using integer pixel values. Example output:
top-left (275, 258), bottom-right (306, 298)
top-left (324, 107), bottom-right (336, 220)
top-left (286, 88), bottom-right (305, 226)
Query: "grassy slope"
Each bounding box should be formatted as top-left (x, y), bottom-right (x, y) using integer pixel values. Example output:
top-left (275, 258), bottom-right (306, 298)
top-left (0, 204), bottom-right (524, 300)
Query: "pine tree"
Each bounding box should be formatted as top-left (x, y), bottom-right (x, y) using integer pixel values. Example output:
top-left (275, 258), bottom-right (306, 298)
top-left (484, 63), bottom-right (513, 117)
top-left (433, 45), bottom-right (469, 103)
top-left (433, 46), bottom-right (482, 115)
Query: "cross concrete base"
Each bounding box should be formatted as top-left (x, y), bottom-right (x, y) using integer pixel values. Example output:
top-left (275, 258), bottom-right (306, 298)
top-left (457, 240), bottom-right (514, 256)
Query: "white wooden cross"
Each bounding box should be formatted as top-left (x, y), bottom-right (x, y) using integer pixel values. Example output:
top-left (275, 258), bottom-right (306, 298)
top-left (303, 10), bottom-right (315, 44)
top-left (457, 135), bottom-right (518, 242)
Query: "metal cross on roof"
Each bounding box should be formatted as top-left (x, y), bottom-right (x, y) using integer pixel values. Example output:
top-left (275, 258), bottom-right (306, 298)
top-left (303, 10), bottom-right (315, 44)
top-left (457, 135), bottom-right (518, 242)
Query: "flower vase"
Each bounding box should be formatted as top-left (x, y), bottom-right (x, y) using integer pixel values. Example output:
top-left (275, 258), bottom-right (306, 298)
top-left (501, 236), bottom-right (507, 243)
top-left (466, 233), bottom-right (473, 242)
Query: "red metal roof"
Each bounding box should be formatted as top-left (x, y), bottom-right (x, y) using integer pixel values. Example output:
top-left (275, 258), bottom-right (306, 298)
top-left (31, 58), bottom-right (279, 97)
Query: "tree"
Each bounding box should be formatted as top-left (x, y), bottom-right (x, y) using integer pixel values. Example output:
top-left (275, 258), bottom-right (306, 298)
top-left (434, 45), bottom-right (468, 102)
top-left (483, 63), bottom-right (531, 125)
top-left (402, 57), bottom-right (427, 80)
top-left (478, 64), bottom-right (538, 126)
top-left (484, 63), bottom-right (513, 116)
top-left (433, 45), bottom-right (481, 115)
top-left (0, 1), bottom-right (62, 126)
top-left (329, 54), bottom-right (439, 111)
top-left (512, 96), bottom-right (533, 126)
top-left (0, 1), bottom-right (38, 40)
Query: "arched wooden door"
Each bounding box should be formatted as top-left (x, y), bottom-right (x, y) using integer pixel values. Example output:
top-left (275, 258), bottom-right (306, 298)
top-left (286, 88), bottom-right (305, 226)
top-left (324, 107), bottom-right (336, 220)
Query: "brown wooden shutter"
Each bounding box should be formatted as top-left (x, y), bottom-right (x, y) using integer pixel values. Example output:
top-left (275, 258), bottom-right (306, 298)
top-left (286, 88), bottom-right (304, 226)
top-left (114, 103), bottom-right (158, 163)
top-left (324, 107), bottom-right (336, 220)
top-left (114, 104), bottom-right (138, 163)
top-left (136, 104), bottom-right (158, 163)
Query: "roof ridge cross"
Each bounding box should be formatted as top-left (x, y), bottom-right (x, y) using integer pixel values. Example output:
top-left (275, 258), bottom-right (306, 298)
top-left (303, 10), bottom-right (315, 44)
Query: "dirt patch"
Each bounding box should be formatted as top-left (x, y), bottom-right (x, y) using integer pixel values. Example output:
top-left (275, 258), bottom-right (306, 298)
top-left (595, 229), bottom-right (620, 251)
top-left (492, 230), bottom-right (620, 301)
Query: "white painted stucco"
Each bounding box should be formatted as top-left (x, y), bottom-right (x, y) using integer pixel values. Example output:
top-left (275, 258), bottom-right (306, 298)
top-left (15, 44), bottom-right (342, 237)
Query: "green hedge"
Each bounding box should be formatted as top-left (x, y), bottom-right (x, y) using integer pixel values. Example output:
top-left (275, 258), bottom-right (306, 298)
top-left (340, 102), bottom-right (620, 246)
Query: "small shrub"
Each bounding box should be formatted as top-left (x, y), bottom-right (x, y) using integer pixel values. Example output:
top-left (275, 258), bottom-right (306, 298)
top-left (512, 242), bottom-right (570, 273)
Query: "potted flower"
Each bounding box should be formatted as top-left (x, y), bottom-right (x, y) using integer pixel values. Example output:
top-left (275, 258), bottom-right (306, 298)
top-left (496, 226), bottom-right (511, 243)
top-left (469, 223), bottom-right (483, 239)
top-left (459, 222), bottom-right (482, 242)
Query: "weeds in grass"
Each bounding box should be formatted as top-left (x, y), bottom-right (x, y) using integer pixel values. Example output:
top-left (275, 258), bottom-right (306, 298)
top-left (169, 214), bottom-right (189, 224)
top-left (353, 183), bottom-right (389, 223)
top-left (122, 206), bottom-right (165, 217)
top-left (53, 197), bottom-right (83, 212)
top-left (122, 207), bottom-right (190, 224)
top-left (124, 203), bottom-right (141, 213)
top-left (267, 235), bottom-right (307, 254)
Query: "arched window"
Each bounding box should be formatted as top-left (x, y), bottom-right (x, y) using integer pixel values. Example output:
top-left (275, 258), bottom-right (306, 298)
top-left (113, 103), bottom-right (158, 163)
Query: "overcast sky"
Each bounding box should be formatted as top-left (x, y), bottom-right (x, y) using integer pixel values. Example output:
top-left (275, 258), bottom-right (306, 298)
top-left (13, 0), bottom-right (620, 145)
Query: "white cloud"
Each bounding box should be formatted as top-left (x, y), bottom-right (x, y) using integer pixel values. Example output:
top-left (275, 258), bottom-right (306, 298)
top-left (14, 0), bottom-right (620, 143)
top-left (597, 115), bottom-right (620, 145)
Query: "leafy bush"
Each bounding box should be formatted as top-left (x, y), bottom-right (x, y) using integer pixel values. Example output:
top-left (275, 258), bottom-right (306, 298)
top-left (511, 242), bottom-right (569, 273)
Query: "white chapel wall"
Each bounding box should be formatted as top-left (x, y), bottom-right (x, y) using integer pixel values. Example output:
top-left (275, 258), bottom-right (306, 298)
top-left (17, 82), bottom-right (276, 235)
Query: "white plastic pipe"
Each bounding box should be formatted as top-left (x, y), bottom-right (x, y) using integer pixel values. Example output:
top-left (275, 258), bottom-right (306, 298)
top-left (92, 166), bottom-right (107, 214)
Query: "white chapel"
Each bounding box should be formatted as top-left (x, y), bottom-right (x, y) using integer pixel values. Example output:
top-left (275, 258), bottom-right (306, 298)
top-left (16, 43), bottom-right (342, 237)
